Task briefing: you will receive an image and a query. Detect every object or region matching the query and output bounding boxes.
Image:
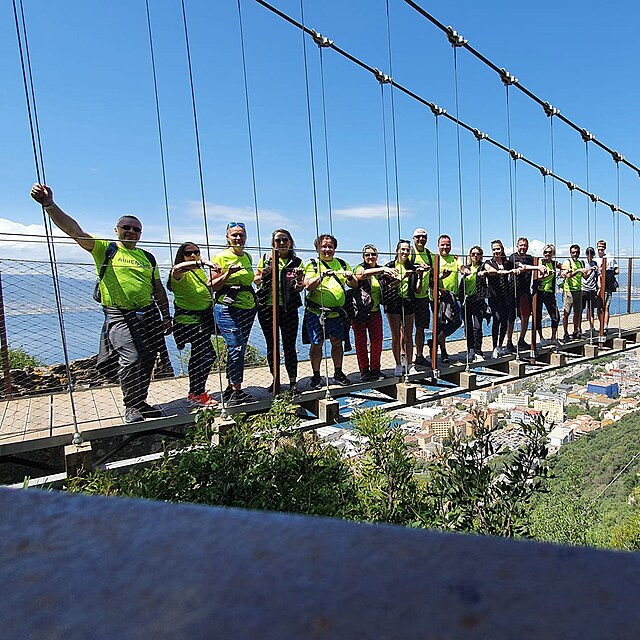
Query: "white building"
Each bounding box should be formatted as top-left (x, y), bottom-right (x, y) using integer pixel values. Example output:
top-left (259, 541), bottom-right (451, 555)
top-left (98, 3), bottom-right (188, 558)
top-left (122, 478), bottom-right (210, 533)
top-left (533, 396), bottom-right (564, 425)
top-left (547, 425), bottom-right (574, 448)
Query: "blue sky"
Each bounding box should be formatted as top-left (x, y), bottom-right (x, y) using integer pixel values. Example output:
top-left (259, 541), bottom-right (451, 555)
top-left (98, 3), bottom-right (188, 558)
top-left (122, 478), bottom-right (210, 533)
top-left (2, 0), bottom-right (640, 266)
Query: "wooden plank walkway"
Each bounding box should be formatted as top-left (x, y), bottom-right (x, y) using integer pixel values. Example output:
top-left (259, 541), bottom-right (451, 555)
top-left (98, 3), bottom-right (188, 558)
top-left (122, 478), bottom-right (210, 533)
top-left (1, 313), bottom-right (639, 457)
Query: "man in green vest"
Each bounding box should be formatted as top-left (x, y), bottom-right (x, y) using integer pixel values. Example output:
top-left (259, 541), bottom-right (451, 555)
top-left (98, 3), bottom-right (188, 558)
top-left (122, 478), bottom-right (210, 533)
top-left (560, 244), bottom-right (594, 342)
top-left (411, 227), bottom-right (433, 368)
top-left (30, 183), bottom-right (172, 424)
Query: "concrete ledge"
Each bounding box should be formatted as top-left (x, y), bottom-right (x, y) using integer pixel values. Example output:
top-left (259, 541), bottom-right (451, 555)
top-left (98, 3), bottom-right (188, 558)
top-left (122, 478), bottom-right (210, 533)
top-left (1, 489), bottom-right (640, 639)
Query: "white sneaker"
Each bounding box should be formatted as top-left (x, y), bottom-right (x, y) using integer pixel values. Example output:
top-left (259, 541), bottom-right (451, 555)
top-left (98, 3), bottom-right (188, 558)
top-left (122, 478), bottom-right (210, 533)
top-left (473, 353), bottom-right (484, 363)
top-left (400, 354), bottom-right (407, 367)
top-left (492, 348), bottom-right (500, 359)
top-left (408, 365), bottom-right (419, 375)
top-left (466, 349), bottom-right (475, 360)
top-left (394, 365), bottom-right (404, 377)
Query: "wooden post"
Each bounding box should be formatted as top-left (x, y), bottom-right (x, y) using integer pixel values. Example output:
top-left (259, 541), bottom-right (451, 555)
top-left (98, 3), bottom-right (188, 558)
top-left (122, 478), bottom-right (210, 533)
top-left (0, 264), bottom-right (12, 398)
top-left (271, 246), bottom-right (280, 395)
top-left (65, 442), bottom-right (93, 477)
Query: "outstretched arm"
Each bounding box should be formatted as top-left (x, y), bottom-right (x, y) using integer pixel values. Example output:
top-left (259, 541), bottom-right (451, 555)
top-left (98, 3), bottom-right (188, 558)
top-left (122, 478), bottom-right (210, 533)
top-left (30, 183), bottom-right (94, 252)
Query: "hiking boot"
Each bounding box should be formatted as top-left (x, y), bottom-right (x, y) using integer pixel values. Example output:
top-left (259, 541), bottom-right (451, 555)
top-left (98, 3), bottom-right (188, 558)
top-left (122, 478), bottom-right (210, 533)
top-left (138, 402), bottom-right (163, 418)
top-left (414, 354), bottom-right (429, 368)
top-left (333, 371), bottom-right (351, 386)
top-left (125, 407), bottom-right (145, 424)
top-left (308, 374), bottom-right (324, 391)
top-left (188, 392), bottom-right (218, 408)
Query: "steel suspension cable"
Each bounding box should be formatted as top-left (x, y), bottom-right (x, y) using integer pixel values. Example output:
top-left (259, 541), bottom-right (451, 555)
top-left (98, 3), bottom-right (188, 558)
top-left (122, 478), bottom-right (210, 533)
top-left (13, 0), bottom-right (82, 442)
top-left (385, 0), bottom-right (402, 244)
top-left (549, 116), bottom-right (558, 250)
top-left (318, 47), bottom-right (334, 236)
top-left (236, 0), bottom-right (263, 252)
top-left (434, 116), bottom-right (443, 236)
top-left (584, 139), bottom-right (592, 247)
top-left (379, 82), bottom-right (394, 258)
top-left (253, 0), bottom-right (639, 225)
top-left (476, 135), bottom-right (484, 246)
top-left (401, 0), bottom-right (640, 178)
top-left (144, 0), bottom-right (174, 264)
top-left (179, 0), bottom-right (228, 406)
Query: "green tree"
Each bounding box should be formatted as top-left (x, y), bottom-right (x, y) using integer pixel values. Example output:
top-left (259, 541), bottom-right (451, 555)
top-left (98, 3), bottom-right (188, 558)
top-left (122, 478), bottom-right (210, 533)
top-left (7, 345), bottom-right (44, 368)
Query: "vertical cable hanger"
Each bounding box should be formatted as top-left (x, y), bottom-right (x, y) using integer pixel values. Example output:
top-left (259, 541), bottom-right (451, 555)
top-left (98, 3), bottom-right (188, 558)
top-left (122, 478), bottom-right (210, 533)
top-left (433, 112), bottom-right (443, 236)
top-left (317, 46), bottom-right (334, 235)
top-left (236, 0), bottom-right (263, 253)
top-left (613, 151), bottom-right (623, 336)
top-left (473, 129), bottom-right (487, 247)
top-left (385, 0), bottom-right (402, 243)
top-left (144, 0), bottom-right (173, 265)
top-left (375, 73), bottom-right (394, 258)
top-left (299, 0), bottom-right (321, 239)
top-left (543, 102), bottom-right (559, 252)
top-left (13, 0), bottom-right (82, 443)
top-left (582, 129), bottom-right (594, 248)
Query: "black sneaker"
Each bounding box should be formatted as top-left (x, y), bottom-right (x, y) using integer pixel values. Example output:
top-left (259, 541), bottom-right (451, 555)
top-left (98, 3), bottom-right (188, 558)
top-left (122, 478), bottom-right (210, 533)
top-left (138, 402), bottom-right (162, 418)
top-left (562, 334), bottom-right (571, 343)
top-left (369, 369), bottom-right (387, 379)
top-left (333, 371), bottom-right (351, 386)
top-left (414, 354), bottom-right (429, 368)
top-left (360, 369), bottom-right (374, 382)
top-left (226, 391), bottom-right (246, 407)
top-left (222, 386), bottom-right (234, 401)
top-left (440, 353), bottom-right (450, 364)
top-left (124, 407), bottom-right (145, 423)
top-left (504, 343), bottom-right (517, 354)
top-left (517, 340), bottom-right (531, 351)
top-left (308, 374), bottom-right (323, 391)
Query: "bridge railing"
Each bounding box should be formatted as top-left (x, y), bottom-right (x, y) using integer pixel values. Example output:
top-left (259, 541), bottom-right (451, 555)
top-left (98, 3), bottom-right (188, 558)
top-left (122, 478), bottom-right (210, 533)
top-left (0, 242), bottom-right (638, 411)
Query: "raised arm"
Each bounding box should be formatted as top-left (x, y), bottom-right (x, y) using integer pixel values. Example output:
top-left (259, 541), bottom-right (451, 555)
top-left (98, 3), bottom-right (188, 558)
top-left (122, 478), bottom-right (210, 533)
top-left (30, 184), bottom-right (94, 252)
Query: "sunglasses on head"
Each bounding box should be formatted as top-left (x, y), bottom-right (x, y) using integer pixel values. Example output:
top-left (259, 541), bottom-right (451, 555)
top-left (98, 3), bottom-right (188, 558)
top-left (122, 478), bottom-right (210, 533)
top-left (184, 249), bottom-right (200, 257)
top-left (227, 221), bottom-right (246, 230)
top-left (120, 224), bottom-right (142, 233)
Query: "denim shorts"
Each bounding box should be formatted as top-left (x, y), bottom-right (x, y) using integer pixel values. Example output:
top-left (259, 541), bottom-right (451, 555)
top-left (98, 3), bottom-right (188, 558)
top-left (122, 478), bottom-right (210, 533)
top-left (305, 311), bottom-right (346, 344)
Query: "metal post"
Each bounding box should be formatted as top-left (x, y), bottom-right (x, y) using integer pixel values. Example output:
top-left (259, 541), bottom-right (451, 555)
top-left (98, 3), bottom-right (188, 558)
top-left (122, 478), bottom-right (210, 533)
top-left (0, 264), bottom-right (13, 398)
top-left (598, 257), bottom-right (607, 338)
top-left (271, 246), bottom-right (280, 395)
top-left (431, 254), bottom-right (440, 371)
top-left (531, 256), bottom-right (539, 357)
top-left (627, 257), bottom-right (632, 315)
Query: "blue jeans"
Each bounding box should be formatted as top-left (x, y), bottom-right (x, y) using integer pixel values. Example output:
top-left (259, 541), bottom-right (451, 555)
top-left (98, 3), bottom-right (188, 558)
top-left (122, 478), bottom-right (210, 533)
top-left (214, 304), bottom-right (257, 385)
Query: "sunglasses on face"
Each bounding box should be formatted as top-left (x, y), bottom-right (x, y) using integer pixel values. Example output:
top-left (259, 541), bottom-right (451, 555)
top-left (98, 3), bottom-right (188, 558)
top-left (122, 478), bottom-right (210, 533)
top-left (470, 252), bottom-right (482, 256)
top-left (120, 224), bottom-right (142, 233)
top-left (364, 252), bottom-right (378, 257)
top-left (184, 249), bottom-right (200, 257)
top-left (543, 251), bottom-right (552, 255)
top-left (414, 235), bottom-right (427, 240)
top-left (227, 222), bottom-right (246, 230)
top-left (274, 237), bottom-right (289, 243)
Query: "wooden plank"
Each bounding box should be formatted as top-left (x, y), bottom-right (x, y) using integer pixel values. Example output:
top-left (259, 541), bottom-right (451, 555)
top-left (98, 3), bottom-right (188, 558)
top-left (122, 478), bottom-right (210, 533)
top-left (0, 396), bottom-right (30, 444)
top-left (23, 394), bottom-right (53, 441)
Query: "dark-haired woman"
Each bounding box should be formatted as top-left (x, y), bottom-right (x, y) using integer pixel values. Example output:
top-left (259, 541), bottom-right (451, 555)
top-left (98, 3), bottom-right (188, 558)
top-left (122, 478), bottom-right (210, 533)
top-left (169, 242), bottom-right (218, 407)
top-left (460, 245), bottom-right (488, 362)
top-left (210, 222), bottom-right (257, 406)
top-left (484, 239), bottom-right (518, 358)
top-left (254, 229), bottom-right (304, 394)
top-left (382, 239), bottom-right (421, 377)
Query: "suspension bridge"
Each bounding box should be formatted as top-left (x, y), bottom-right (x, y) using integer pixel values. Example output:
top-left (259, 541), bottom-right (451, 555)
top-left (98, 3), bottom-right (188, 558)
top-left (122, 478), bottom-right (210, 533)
top-left (3, 0), bottom-right (640, 480)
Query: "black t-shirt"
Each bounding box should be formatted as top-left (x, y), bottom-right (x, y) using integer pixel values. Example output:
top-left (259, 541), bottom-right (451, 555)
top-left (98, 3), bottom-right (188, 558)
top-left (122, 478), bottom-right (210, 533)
top-left (509, 252), bottom-right (534, 294)
top-left (485, 258), bottom-right (515, 300)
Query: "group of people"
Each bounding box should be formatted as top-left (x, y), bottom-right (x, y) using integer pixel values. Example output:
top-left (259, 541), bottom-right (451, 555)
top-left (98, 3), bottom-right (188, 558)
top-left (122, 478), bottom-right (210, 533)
top-left (30, 183), bottom-right (620, 421)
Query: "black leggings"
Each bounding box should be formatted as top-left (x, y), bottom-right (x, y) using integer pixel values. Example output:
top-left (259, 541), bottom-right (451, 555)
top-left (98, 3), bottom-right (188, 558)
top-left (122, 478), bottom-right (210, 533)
top-left (463, 296), bottom-right (485, 353)
top-left (176, 323), bottom-right (216, 395)
top-left (536, 290), bottom-right (560, 330)
top-left (490, 297), bottom-right (514, 348)
top-left (258, 304), bottom-right (299, 380)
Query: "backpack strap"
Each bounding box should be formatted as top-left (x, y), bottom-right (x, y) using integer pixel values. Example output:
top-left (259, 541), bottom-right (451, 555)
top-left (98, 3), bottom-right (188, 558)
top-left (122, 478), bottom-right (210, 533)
top-left (97, 242), bottom-right (118, 283)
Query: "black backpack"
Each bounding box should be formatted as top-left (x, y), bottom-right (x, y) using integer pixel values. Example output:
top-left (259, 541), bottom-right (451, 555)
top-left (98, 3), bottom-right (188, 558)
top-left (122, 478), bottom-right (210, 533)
top-left (344, 267), bottom-right (373, 323)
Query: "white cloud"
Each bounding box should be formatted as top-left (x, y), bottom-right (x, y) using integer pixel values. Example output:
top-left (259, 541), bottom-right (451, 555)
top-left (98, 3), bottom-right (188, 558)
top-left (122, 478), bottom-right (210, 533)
top-left (333, 204), bottom-right (410, 220)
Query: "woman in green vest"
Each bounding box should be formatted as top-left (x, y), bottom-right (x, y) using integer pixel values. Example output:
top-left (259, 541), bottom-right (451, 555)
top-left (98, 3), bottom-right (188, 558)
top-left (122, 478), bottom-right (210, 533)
top-left (169, 242), bottom-right (218, 407)
top-left (210, 222), bottom-right (257, 406)
top-left (536, 243), bottom-right (560, 346)
top-left (460, 245), bottom-right (488, 362)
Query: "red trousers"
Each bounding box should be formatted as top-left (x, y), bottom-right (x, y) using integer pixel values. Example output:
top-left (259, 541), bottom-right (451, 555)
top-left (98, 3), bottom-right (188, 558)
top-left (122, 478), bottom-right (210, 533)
top-left (352, 311), bottom-right (383, 373)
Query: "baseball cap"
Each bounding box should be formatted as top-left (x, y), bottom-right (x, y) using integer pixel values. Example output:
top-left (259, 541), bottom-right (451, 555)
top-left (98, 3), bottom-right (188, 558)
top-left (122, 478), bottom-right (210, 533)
top-left (413, 228), bottom-right (428, 237)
